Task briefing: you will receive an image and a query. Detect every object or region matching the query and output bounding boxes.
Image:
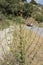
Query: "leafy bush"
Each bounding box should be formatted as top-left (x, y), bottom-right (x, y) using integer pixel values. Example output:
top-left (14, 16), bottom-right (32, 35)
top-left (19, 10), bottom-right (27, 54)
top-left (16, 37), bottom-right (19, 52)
top-left (0, 0), bottom-right (33, 18)
top-left (35, 14), bottom-right (43, 23)
top-left (22, 3), bottom-right (33, 18)
top-left (30, 0), bottom-right (37, 5)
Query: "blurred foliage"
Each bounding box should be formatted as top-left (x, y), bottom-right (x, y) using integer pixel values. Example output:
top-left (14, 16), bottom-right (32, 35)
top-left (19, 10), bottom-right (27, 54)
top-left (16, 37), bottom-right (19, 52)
top-left (0, 0), bottom-right (35, 18)
top-left (0, 0), bottom-right (43, 23)
top-left (35, 14), bottom-right (43, 23)
top-left (30, 0), bottom-right (37, 4)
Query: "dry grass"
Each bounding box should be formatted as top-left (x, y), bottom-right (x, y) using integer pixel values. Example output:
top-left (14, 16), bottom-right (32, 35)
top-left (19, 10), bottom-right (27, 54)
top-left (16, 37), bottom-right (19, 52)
top-left (0, 23), bottom-right (43, 65)
top-left (12, 24), bottom-right (43, 65)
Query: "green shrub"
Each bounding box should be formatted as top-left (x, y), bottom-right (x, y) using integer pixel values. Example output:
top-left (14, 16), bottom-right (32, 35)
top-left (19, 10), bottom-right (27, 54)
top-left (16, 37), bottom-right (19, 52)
top-left (22, 3), bottom-right (33, 18)
top-left (35, 14), bottom-right (43, 23)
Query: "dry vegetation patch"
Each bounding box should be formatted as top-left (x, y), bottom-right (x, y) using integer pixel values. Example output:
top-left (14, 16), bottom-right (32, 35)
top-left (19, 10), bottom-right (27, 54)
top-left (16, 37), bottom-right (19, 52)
top-left (0, 23), bottom-right (43, 65)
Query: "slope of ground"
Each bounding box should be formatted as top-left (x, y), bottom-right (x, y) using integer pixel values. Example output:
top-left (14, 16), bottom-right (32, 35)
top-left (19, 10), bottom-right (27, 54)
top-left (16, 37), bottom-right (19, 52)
top-left (0, 22), bottom-right (43, 65)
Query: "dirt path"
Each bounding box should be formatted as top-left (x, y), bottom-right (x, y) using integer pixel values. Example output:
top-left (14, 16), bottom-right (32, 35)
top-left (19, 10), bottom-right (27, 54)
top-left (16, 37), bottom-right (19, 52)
top-left (25, 26), bottom-right (43, 38)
